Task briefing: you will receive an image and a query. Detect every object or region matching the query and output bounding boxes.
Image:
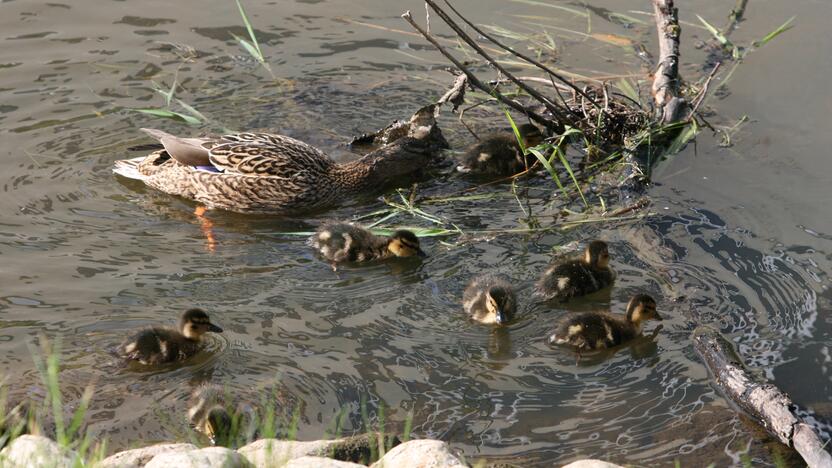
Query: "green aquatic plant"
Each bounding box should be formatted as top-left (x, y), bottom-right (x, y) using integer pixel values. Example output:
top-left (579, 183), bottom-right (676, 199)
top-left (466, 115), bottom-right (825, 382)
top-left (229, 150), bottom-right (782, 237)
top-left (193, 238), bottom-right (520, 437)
top-left (232, 0), bottom-right (275, 78)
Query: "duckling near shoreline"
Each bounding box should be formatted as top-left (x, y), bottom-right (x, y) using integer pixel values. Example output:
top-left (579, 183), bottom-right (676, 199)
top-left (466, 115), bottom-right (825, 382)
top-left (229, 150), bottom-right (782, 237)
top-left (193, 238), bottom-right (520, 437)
top-left (189, 384), bottom-right (256, 446)
top-left (548, 294), bottom-right (662, 359)
top-left (118, 308), bottom-right (223, 365)
top-left (308, 222), bottom-right (426, 269)
top-left (534, 240), bottom-right (615, 301)
top-left (462, 275), bottom-right (517, 326)
top-left (457, 123), bottom-right (543, 176)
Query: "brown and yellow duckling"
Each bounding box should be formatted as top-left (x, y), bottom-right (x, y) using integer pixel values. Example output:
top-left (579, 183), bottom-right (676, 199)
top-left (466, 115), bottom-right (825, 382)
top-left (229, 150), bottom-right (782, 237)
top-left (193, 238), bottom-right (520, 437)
top-left (308, 222), bottom-right (426, 268)
top-left (534, 240), bottom-right (615, 301)
top-left (188, 384), bottom-right (256, 446)
top-left (118, 308), bottom-right (223, 365)
top-left (548, 294), bottom-right (662, 357)
top-left (457, 123), bottom-right (544, 176)
top-left (463, 275), bottom-right (517, 325)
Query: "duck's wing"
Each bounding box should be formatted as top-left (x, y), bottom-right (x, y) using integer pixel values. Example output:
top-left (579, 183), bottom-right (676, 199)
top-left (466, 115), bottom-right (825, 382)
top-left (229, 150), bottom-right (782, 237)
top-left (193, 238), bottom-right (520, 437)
top-left (207, 132), bottom-right (334, 177)
top-left (139, 129), bottom-right (334, 177)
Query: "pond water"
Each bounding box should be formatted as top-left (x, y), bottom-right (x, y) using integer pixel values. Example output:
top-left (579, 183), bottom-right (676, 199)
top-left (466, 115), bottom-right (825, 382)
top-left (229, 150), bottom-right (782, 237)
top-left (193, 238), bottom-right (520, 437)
top-left (1, 0), bottom-right (831, 465)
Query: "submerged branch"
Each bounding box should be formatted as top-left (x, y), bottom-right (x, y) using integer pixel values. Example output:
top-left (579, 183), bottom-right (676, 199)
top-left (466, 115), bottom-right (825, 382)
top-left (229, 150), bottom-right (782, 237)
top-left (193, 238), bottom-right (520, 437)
top-left (693, 327), bottom-right (832, 468)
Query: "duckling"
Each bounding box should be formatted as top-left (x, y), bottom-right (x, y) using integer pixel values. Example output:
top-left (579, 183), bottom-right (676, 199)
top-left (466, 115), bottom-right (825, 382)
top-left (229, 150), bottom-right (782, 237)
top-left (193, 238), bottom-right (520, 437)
top-left (548, 294), bottom-right (662, 357)
top-left (462, 275), bottom-right (517, 325)
top-left (457, 123), bottom-right (544, 176)
top-left (534, 240), bottom-right (615, 301)
top-left (189, 384), bottom-right (256, 446)
top-left (308, 222), bottom-right (426, 268)
top-left (118, 308), bottom-right (223, 365)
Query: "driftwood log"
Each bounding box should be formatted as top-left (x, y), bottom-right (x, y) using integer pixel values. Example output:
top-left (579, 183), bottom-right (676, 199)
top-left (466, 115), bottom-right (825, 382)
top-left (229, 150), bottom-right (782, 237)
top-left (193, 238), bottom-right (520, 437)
top-left (651, 0), bottom-right (687, 123)
top-left (693, 326), bottom-right (832, 468)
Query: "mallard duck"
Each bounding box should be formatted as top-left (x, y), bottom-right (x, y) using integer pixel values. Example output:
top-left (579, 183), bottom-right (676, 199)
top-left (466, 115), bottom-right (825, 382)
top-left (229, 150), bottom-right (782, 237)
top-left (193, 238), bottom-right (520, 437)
top-left (113, 125), bottom-right (443, 215)
top-left (118, 308), bottom-right (223, 365)
top-left (534, 240), bottom-right (615, 301)
top-left (457, 123), bottom-right (544, 175)
top-left (189, 384), bottom-right (256, 446)
top-left (548, 294), bottom-right (662, 355)
top-left (308, 222), bottom-right (426, 267)
top-left (462, 275), bottom-right (517, 325)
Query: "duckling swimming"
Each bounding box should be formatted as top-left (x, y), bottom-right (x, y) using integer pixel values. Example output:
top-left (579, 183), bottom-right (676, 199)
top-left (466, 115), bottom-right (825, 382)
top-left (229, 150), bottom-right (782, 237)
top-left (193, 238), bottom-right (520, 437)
top-left (534, 240), bottom-right (615, 301)
top-left (463, 275), bottom-right (517, 325)
top-left (308, 222), bottom-right (426, 267)
top-left (189, 384), bottom-right (256, 446)
top-left (548, 294), bottom-right (662, 356)
top-left (118, 308), bottom-right (223, 365)
top-left (457, 123), bottom-right (544, 176)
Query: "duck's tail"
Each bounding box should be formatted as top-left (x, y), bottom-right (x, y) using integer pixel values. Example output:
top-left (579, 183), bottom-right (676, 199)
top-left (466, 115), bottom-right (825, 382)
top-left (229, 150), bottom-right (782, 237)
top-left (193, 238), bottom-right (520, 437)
top-left (112, 156), bottom-right (148, 181)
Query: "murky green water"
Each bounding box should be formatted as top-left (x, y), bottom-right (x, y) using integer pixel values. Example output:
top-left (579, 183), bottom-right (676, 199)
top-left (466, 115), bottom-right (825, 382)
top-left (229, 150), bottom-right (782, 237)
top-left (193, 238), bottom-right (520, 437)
top-left (1, 0), bottom-right (830, 465)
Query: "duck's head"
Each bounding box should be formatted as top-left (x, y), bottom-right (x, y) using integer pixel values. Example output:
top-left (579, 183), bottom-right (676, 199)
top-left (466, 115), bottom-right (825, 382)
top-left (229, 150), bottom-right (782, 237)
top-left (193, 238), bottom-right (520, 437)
top-left (583, 240), bottom-right (611, 269)
top-left (486, 286), bottom-right (515, 325)
top-left (517, 123), bottom-right (544, 149)
top-left (180, 308), bottom-right (223, 341)
top-left (200, 405), bottom-right (232, 446)
top-left (387, 230), bottom-right (427, 258)
top-left (625, 294), bottom-right (662, 324)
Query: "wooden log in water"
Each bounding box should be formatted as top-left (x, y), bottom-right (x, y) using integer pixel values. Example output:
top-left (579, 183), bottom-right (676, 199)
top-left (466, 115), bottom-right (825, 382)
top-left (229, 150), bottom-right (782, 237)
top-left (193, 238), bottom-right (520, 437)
top-left (692, 326), bottom-right (832, 468)
top-left (651, 0), bottom-right (687, 123)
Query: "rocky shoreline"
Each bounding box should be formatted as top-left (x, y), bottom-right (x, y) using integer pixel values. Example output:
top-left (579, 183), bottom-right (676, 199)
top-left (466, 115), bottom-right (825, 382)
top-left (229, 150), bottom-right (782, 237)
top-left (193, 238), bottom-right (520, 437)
top-left (0, 434), bottom-right (624, 467)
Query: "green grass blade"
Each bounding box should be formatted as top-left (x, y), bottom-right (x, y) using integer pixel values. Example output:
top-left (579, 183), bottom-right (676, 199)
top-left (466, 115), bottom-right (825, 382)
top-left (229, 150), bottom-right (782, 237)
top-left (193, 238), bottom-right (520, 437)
top-left (231, 34), bottom-right (264, 63)
top-left (528, 147), bottom-right (568, 199)
top-left (554, 148), bottom-right (587, 207)
top-left (175, 99), bottom-right (209, 123)
top-left (666, 120), bottom-right (699, 155)
top-left (133, 108), bottom-right (202, 125)
top-left (753, 16), bottom-right (795, 48)
top-left (508, 0), bottom-right (588, 17)
top-left (234, 0), bottom-right (262, 58)
top-left (502, 109), bottom-right (526, 152)
top-left (697, 15), bottom-right (733, 49)
top-left (615, 78), bottom-right (640, 104)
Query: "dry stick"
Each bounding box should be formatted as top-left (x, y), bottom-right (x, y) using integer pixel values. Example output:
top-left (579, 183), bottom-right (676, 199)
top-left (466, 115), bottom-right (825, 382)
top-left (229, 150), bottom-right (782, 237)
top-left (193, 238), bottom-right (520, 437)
top-left (439, 0), bottom-right (605, 115)
top-left (401, 11), bottom-right (551, 129)
top-left (651, 0), bottom-right (686, 124)
top-left (723, 0), bottom-right (749, 36)
top-left (420, 0), bottom-right (570, 126)
top-left (687, 62), bottom-right (721, 121)
top-left (693, 326), bottom-right (832, 468)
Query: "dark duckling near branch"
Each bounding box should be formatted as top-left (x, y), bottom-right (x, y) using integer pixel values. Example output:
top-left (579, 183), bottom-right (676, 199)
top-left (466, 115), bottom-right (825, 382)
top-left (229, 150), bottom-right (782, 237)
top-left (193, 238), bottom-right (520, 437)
top-left (548, 294), bottom-right (662, 359)
top-left (462, 275), bottom-right (517, 326)
top-left (308, 221), bottom-right (426, 268)
top-left (189, 384), bottom-right (256, 447)
top-left (534, 240), bottom-right (615, 301)
top-left (118, 308), bottom-right (223, 365)
top-left (457, 123), bottom-right (544, 176)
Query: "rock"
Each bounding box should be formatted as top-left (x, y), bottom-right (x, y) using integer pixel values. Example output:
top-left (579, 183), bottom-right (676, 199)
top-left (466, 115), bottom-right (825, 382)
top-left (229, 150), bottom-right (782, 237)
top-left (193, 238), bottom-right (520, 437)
top-left (370, 440), bottom-right (466, 468)
top-left (285, 456), bottom-right (367, 467)
top-left (96, 443), bottom-right (198, 468)
top-left (238, 433), bottom-right (399, 467)
top-left (144, 447), bottom-right (252, 468)
top-left (561, 460), bottom-right (625, 468)
top-left (0, 435), bottom-right (77, 468)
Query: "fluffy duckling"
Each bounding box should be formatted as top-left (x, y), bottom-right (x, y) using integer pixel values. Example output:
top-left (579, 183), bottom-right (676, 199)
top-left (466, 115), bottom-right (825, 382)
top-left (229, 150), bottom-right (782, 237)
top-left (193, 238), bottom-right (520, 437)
top-left (463, 275), bottom-right (517, 325)
top-left (457, 123), bottom-right (544, 176)
top-left (118, 308), bottom-right (223, 365)
top-left (534, 240), bottom-right (615, 301)
top-left (189, 384), bottom-right (256, 446)
top-left (548, 294), bottom-right (662, 355)
top-left (308, 222), bottom-right (426, 267)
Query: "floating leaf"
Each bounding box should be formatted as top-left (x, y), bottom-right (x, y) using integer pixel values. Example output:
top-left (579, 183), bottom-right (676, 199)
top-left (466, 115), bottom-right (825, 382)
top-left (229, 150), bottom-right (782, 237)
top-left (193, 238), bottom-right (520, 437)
top-left (132, 108), bottom-right (201, 125)
top-left (753, 16), bottom-right (795, 48)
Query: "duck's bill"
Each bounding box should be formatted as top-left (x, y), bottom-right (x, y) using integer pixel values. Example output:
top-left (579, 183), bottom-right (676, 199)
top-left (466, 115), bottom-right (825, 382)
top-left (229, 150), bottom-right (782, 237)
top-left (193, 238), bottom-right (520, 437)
top-left (495, 311), bottom-right (507, 325)
top-left (208, 323), bottom-right (224, 333)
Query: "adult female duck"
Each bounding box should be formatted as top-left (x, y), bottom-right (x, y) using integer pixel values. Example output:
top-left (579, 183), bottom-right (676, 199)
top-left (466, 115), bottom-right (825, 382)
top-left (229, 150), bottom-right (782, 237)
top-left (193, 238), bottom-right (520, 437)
top-left (114, 113), bottom-right (445, 214)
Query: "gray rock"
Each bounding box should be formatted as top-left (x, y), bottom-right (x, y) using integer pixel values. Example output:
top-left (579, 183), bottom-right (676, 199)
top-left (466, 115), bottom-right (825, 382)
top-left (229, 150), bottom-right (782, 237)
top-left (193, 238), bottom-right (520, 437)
top-left (285, 456), bottom-right (366, 468)
top-left (145, 447), bottom-right (252, 468)
top-left (561, 460), bottom-right (625, 468)
top-left (96, 443), bottom-right (198, 468)
top-left (370, 440), bottom-right (466, 468)
top-left (238, 433), bottom-right (398, 467)
top-left (0, 435), bottom-right (77, 468)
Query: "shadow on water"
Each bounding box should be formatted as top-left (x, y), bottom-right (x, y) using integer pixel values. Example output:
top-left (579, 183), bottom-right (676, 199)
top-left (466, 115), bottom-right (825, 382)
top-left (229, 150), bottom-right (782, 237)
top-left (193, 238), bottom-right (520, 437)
top-left (0, 0), bottom-right (830, 466)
